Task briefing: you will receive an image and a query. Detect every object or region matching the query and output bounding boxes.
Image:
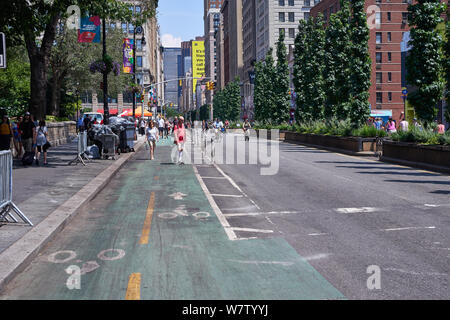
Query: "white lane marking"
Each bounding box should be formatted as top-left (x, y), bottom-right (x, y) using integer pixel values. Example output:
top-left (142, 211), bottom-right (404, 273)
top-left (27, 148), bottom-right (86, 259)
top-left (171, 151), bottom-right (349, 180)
top-left (308, 233), bottom-right (329, 236)
top-left (336, 207), bottom-right (380, 214)
top-left (192, 211), bottom-right (211, 219)
top-left (201, 176), bottom-right (227, 179)
top-left (304, 253), bottom-right (330, 261)
top-left (213, 163), bottom-right (262, 210)
top-left (230, 227), bottom-right (274, 233)
top-left (223, 211), bottom-right (301, 217)
top-left (80, 261), bottom-right (100, 275)
top-left (169, 192), bottom-right (187, 200)
top-left (424, 204), bottom-right (440, 207)
top-left (384, 267), bottom-right (447, 277)
top-left (210, 194), bottom-right (244, 198)
top-left (228, 260), bottom-right (295, 266)
top-left (193, 165), bottom-right (238, 241)
top-left (380, 226), bottom-right (436, 232)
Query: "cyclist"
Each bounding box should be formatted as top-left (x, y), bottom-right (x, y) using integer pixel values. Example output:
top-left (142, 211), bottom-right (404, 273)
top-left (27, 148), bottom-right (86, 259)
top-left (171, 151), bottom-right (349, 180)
top-left (243, 118), bottom-right (251, 142)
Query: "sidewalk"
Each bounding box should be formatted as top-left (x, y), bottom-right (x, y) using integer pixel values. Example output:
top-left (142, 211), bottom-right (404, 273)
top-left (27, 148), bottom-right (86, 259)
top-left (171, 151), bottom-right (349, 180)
top-left (0, 134), bottom-right (146, 291)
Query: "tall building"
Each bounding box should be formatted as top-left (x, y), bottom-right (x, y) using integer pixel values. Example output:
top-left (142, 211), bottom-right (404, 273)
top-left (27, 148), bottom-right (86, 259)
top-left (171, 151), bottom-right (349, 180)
top-left (255, 0), bottom-right (309, 61)
top-left (204, 0), bottom-right (223, 109)
top-left (163, 47), bottom-right (182, 109)
top-left (242, 0), bottom-right (257, 119)
top-left (310, 0), bottom-right (411, 123)
top-left (221, 0), bottom-right (244, 84)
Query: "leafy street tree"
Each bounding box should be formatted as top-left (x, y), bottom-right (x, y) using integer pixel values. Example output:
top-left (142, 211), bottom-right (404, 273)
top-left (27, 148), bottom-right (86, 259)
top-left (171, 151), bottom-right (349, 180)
top-left (406, 0), bottom-right (446, 125)
top-left (445, 2), bottom-right (450, 123)
top-left (254, 48), bottom-right (277, 124)
top-left (293, 19), bottom-right (308, 123)
top-left (0, 0), bottom-right (157, 120)
top-left (273, 30), bottom-right (291, 124)
top-left (294, 16), bottom-right (326, 122)
top-left (0, 46), bottom-right (30, 117)
top-left (348, 0), bottom-right (372, 127)
top-left (323, 0), bottom-right (352, 120)
top-left (213, 77), bottom-right (241, 121)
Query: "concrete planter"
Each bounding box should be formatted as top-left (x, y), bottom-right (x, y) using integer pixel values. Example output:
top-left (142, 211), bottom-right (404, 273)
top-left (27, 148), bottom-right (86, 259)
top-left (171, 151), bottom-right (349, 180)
top-left (284, 131), bottom-right (375, 153)
top-left (382, 140), bottom-right (450, 172)
top-left (46, 121), bottom-right (77, 147)
top-left (254, 129), bottom-right (287, 141)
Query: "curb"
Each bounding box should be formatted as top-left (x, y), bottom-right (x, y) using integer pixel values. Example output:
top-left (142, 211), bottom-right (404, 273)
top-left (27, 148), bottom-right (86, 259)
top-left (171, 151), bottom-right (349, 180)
top-left (380, 156), bottom-right (450, 175)
top-left (283, 139), bottom-right (376, 157)
top-left (0, 136), bottom-right (145, 293)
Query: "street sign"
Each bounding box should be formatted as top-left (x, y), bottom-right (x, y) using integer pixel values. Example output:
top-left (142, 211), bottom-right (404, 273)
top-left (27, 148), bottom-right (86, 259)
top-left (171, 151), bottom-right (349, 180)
top-left (0, 33), bottom-right (6, 69)
top-left (401, 87), bottom-right (408, 96)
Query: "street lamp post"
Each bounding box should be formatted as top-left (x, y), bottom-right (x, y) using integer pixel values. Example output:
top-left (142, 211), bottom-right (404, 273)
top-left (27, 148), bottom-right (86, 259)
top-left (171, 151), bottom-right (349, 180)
top-left (132, 25), bottom-right (146, 120)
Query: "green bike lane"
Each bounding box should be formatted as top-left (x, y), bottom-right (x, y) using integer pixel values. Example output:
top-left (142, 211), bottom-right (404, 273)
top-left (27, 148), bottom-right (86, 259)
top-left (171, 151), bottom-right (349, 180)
top-left (1, 137), bottom-right (345, 300)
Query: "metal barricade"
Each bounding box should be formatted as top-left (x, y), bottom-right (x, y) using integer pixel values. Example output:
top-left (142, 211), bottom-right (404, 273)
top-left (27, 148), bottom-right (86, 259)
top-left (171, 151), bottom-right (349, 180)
top-left (0, 150), bottom-right (33, 226)
top-left (68, 131), bottom-right (90, 166)
top-left (102, 134), bottom-right (117, 160)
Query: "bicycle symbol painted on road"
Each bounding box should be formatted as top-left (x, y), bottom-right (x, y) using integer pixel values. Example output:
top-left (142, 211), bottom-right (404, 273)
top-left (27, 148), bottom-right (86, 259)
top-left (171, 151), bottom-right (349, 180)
top-left (157, 204), bottom-right (210, 220)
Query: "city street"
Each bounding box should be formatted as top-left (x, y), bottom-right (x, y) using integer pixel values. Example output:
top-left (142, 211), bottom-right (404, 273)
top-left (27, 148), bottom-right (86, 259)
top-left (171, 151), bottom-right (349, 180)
top-left (1, 133), bottom-right (449, 300)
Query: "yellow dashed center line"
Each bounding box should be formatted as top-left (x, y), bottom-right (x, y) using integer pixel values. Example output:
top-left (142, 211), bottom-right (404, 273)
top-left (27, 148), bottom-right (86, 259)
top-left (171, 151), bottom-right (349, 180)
top-left (139, 191), bottom-right (155, 245)
top-left (125, 273), bottom-right (141, 300)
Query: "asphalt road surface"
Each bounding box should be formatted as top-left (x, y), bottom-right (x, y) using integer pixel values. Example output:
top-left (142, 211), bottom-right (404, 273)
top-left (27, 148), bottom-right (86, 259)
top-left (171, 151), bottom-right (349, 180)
top-left (1, 132), bottom-right (449, 300)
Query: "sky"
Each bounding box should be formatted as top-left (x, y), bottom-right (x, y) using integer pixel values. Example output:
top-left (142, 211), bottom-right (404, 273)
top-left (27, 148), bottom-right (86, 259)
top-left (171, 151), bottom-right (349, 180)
top-left (157, 0), bottom-right (204, 47)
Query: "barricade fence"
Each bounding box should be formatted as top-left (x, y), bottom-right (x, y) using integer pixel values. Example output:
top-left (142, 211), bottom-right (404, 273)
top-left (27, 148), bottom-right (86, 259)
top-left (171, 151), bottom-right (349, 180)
top-left (0, 150), bottom-right (33, 226)
top-left (68, 131), bottom-right (90, 166)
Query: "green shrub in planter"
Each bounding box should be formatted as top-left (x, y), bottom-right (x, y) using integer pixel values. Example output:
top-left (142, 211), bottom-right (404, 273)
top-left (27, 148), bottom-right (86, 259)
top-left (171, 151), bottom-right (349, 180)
top-left (438, 132), bottom-right (450, 145)
top-left (351, 125), bottom-right (387, 138)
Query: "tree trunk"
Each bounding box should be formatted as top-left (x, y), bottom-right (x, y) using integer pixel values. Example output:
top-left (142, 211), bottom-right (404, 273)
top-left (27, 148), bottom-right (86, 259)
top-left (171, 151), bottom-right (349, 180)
top-left (29, 54), bottom-right (48, 121)
top-left (49, 73), bottom-right (59, 116)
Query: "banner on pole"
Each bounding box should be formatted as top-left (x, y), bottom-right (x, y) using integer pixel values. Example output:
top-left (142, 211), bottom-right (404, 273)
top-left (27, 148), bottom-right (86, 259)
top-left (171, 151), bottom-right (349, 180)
top-left (123, 38), bottom-right (134, 74)
top-left (77, 16), bottom-right (101, 43)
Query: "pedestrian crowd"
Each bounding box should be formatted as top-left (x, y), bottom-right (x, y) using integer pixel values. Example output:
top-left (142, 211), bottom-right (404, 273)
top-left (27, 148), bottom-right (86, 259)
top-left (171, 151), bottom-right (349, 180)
top-left (367, 113), bottom-right (447, 135)
top-left (0, 112), bottom-right (51, 166)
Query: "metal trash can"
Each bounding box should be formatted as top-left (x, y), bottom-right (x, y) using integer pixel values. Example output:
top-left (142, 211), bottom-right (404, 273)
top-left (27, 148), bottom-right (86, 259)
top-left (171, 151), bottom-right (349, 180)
top-left (102, 134), bottom-right (117, 160)
top-left (125, 124), bottom-right (135, 152)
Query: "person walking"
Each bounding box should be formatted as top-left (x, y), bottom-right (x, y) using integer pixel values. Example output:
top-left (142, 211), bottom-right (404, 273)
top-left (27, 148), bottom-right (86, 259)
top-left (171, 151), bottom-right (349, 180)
top-left (19, 112), bottom-right (37, 155)
top-left (399, 115), bottom-right (409, 132)
top-left (158, 116), bottom-right (165, 138)
top-left (35, 120), bottom-right (50, 166)
top-left (139, 118), bottom-right (147, 136)
top-left (146, 120), bottom-right (159, 160)
top-left (243, 118), bottom-right (251, 142)
top-left (0, 115), bottom-right (13, 151)
top-left (436, 120), bottom-right (445, 134)
top-left (386, 117), bottom-right (397, 134)
top-left (11, 117), bottom-right (23, 158)
top-left (174, 116), bottom-right (185, 165)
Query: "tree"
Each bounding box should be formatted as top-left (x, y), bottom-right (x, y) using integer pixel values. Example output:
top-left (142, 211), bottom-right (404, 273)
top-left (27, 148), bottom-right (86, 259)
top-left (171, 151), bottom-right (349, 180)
top-left (226, 77), bottom-right (242, 121)
top-left (254, 48), bottom-right (276, 124)
top-left (406, 0), bottom-right (446, 125)
top-left (305, 15), bottom-right (326, 121)
top-left (348, 0), bottom-right (372, 127)
top-left (0, 0), bottom-right (157, 120)
top-left (0, 45), bottom-right (30, 117)
top-left (273, 30), bottom-right (291, 124)
top-left (293, 19), bottom-right (308, 123)
top-left (323, 0), bottom-right (352, 120)
top-left (294, 16), bottom-right (326, 122)
top-left (445, 2), bottom-right (450, 123)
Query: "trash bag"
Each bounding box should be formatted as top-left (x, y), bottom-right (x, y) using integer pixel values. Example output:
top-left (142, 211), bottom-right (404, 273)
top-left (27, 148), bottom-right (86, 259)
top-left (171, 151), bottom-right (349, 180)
top-left (87, 145), bottom-right (100, 159)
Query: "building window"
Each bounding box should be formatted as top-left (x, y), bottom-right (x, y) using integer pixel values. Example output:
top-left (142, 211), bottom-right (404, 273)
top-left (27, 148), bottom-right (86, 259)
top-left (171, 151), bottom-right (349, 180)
top-left (388, 52), bottom-right (392, 62)
top-left (304, 12), bottom-right (310, 20)
top-left (388, 92), bottom-right (392, 102)
top-left (402, 12), bottom-right (408, 22)
top-left (135, 6), bottom-right (141, 14)
top-left (289, 12), bottom-right (295, 22)
top-left (279, 28), bottom-right (285, 36)
top-left (376, 52), bottom-right (382, 63)
top-left (388, 72), bottom-right (392, 82)
top-left (289, 28), bottom-right (295, 38)
top-left (137, 39), bottom-right (142, 51)
top-left (129, 23), bottom-right (134, 34)
top-left (137, 56), bottom-right (142, 68)
top-left (387, 32), bottom-right (392, 42)
top-left (279, 0), bottom-right (285, 6)
top-left (376, 32), bottom-right (382, 44)
top-left (288, 0), bottom-right (295, 5)
top-left (387, 12), bottom-right (391, 21)
top-left (304, 0), bottom-right (310, 6)
top-left (314, 0), bottom-right (320, 4)
top-left (122, 22), bottom-right (127, 33)
top-left (376, 72), bottom-right (382, 83)
top-left (376, 92), bottom-right (383, 103)
top-left (279, 12), bottom-right (285, 22)
top-left (375, 12), bottom-right (381, 26)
